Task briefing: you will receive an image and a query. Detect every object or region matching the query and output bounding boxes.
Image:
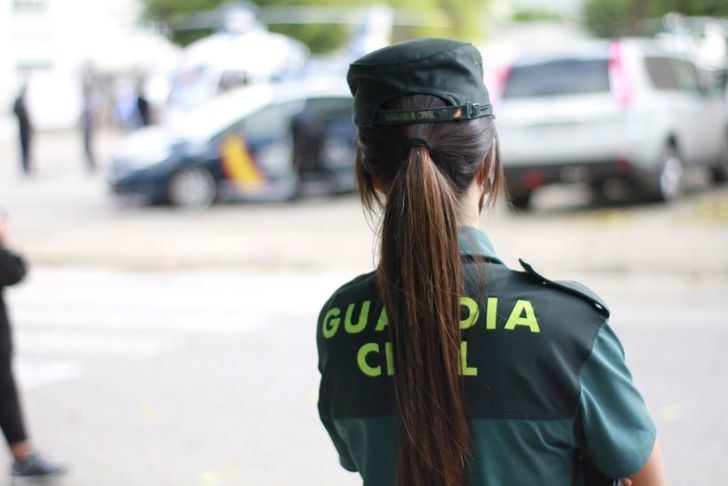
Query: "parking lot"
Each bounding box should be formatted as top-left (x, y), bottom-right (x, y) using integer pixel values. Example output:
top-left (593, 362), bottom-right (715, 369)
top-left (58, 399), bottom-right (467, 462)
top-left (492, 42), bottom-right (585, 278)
top-left (1, 130), bottom-right (727, 484)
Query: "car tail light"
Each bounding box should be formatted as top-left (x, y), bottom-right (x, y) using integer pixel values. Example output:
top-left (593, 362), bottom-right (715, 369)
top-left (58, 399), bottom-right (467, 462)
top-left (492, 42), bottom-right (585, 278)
top-left (616, 157), bottom-right (631, 172)
top-left (608, 40), bottom-right (632, 108)
top-left (493, 63), bottom-right (512, 102)
top-left (523, 169), bottom-right (546, 188)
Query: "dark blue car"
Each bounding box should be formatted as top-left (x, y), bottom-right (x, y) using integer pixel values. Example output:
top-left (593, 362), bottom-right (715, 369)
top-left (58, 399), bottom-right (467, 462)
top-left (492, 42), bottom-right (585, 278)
top-left (109, 80), bottom-right (356, 207)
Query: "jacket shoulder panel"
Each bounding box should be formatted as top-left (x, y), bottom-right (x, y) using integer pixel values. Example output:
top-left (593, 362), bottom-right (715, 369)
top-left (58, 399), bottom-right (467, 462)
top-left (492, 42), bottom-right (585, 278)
top-left (518, 259), bottom-right (609, 318)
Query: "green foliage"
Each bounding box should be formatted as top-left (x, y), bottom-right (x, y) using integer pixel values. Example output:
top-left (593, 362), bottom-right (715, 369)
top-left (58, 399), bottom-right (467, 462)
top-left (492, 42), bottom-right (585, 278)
top-left (140, 0), bottom-right (491, 52)
top-left (141, 0), bottom-right (228, 46)
top-left (142, 0), bottom-right (224, 22)
top-left (584, 0), bottom-right (728, 38)
top-left (511, 8), bottom-right (565, 23)
top-left (269, 23), bottom-right (349, 53)
top-left (254, 0), bottom-right (352, 53)
top-left (647, 0), bottom-right (728, 17)
top-left (427, 0), bottom-right (490, 41)
top-left (583, 0), bottom-right (631, 37)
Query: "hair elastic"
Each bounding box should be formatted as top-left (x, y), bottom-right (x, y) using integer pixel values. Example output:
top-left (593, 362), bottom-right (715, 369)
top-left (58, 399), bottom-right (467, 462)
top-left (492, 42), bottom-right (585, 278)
top-left (404, 138), bottom-right (430, 151)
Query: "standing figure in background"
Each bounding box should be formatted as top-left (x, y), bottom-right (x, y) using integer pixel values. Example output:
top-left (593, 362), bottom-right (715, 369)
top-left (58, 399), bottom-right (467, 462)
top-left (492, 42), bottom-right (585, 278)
top-left (80, 83), bottom-right (97, 171)
top-left (0, 211), bottom-right (66, 479)
top-left (135, 81), bottom-right (151, 127)
top-left (12, 85), bottom-right (33, 176)
top-left (291, 107), bottom-right (324, 199)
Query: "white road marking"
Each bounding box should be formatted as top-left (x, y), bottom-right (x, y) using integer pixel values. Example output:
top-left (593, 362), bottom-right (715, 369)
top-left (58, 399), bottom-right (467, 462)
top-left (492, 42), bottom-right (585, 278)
top-left (14, 358), bottom-right (84, 391)
top-left (7, 270), bottom-right (347, 391)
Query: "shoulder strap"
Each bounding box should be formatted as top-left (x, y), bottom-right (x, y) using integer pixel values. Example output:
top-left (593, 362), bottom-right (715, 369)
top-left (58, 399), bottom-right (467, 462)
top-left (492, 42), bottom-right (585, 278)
top-left (461, 254), bottom-right (503, 265)
top-left (518, 259), bottom-right (610, 317)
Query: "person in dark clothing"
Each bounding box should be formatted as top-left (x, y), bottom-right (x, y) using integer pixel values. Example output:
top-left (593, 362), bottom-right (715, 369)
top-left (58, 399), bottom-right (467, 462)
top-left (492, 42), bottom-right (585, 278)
top-left (12, 86), bottom-right (33, 176)
top-left (0, 212), bottom-right (66, 478)
top-left (290, 107), bottom-right (325, 198)
top-left (80, 83), bottom-right (96, 171)
top-left (135, 82), bottom-right (151, 127)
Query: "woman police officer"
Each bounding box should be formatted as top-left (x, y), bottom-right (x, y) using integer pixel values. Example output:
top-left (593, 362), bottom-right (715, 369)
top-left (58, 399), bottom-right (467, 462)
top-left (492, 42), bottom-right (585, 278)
top-left (316, 38), bottom-right (665, 486)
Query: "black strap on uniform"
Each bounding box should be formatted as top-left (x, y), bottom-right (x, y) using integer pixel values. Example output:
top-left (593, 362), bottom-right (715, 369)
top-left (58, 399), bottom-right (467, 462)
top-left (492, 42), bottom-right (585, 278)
top-left (461, 254), bottom-right (503, 265)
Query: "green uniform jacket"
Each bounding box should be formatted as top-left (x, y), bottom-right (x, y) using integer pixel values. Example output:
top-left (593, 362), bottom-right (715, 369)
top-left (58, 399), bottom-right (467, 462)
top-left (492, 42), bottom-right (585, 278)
top-left (317, 226), bottom-right (656, 485)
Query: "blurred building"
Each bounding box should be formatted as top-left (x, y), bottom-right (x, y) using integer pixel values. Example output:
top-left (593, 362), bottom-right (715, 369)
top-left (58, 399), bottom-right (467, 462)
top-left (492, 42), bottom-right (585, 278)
top-left (0, 0), bottom-right (177, 138)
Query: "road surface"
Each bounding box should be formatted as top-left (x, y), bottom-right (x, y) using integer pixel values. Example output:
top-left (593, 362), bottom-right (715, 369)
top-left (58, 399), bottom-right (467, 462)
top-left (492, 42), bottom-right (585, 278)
top-left (0, 131), bottom-right (726, 485)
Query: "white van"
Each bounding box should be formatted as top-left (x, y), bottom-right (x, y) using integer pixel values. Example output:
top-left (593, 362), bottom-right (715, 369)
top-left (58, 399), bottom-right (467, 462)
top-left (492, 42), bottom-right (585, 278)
top-left (495, 38), bottom-right (728, 209)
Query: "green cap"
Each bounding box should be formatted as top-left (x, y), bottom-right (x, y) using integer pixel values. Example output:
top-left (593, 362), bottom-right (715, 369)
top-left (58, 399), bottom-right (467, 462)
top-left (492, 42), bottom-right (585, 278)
top-left (347, 38), bottom-right (494, 127)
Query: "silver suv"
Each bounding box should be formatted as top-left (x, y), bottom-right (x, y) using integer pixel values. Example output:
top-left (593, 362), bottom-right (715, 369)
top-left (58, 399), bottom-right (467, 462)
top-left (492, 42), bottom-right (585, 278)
top-left (496, 38), bottom-right (728, 209)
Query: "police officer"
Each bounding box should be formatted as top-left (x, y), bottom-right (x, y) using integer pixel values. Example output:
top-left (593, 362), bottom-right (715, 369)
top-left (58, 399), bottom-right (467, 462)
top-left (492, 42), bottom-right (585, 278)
top-left (316, 38), bottom-right (665, 486)
top-left (12, 85), bottom-right (33, 176)
top-left (0, 211), bottom-right (66, 478)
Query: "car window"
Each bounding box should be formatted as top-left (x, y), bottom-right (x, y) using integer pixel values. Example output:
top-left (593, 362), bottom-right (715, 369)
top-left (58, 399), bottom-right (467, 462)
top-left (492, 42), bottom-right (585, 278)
top-left (240, 100), bottom-right (303, 141)
top-left (644, 57), bottom-right (679, 90)
top-left (304, 97), bottom-right (353, 121)
top-left (503, 59), bottom-right (610, 98)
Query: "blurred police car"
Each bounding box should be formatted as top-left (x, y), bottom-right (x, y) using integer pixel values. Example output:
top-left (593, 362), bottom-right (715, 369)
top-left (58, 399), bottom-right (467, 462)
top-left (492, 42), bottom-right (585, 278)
top-left (109, 79), bottom-right (355, 208)
top-left (496, 39), bottom-right (728, 209)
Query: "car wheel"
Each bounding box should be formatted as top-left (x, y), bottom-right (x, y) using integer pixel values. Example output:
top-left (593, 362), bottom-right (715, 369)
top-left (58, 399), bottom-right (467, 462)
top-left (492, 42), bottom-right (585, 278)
top-left (508, 189), bottom-right (533, 211)
top-left (650, 144), bottom-right (684, 202)
top-left (709, 133), bottom-right (728, 184)
top-left (285, 170), bottom-right (303, 202)
top-left (589, 180), bottom-right (607, 201)
top-left (167, 166), bottom-right (217, 209)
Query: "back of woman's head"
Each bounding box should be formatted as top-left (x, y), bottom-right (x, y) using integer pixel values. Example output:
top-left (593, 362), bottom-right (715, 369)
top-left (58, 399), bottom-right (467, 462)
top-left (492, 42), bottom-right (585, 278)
top-left (357, 94), bottom-right (501, 486)
top-left (348, 38), bottom-right (502, 486)
top-left (357, 94), bottom-right (500, 209)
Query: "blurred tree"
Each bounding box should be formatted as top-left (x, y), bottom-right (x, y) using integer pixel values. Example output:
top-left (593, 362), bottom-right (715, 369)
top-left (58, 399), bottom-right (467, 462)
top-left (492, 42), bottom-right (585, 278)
top-left (255, 0), bottom-right (352, 53)
top-left (426, 0), bottom-right (489, 41)
top-left (510, 8), bottom-right (565, 23)
top-left (141, 0), bottom-right (491, 52)
top-left (584, 0), bottom-right (728, 37)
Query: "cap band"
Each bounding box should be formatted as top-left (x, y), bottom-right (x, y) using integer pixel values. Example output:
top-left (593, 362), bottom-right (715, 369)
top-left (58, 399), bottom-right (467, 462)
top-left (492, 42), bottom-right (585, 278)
top-left (372, 103), bottom-right (493, 126)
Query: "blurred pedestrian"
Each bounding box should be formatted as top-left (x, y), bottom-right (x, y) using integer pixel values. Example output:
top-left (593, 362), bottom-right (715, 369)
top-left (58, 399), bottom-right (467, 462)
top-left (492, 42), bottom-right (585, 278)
top-left (135, 81), bottom-right (151, 127)
top-left (317, 39), bottom-right (666, 486)
top-left (12, 85), bottom-right (33, 176)
top-left (0, 211), bottom-right (66, 479)
top-left (80, 83), bottom-right (97, 171)
top-left (291, 107), bottom-right (324, 198)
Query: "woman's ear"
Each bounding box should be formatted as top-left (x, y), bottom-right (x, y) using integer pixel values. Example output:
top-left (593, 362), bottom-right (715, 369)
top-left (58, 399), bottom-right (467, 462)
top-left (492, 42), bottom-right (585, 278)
top-left (476, 139), bottom-right (498, 187)
top-left (475, 158), bottom-right (489, 187)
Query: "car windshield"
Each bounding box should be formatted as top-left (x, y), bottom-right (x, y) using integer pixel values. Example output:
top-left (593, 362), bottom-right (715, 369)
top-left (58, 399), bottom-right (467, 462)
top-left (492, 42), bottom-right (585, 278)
top-left (503, 58), bottom-right (610, 98)
top-left (168, 85), bottom-right (274, 142)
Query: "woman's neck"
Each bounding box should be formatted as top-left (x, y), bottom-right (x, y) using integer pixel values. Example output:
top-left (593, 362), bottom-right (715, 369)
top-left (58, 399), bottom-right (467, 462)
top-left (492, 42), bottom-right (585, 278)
top-left (458, 181), bottom-right (484, 228)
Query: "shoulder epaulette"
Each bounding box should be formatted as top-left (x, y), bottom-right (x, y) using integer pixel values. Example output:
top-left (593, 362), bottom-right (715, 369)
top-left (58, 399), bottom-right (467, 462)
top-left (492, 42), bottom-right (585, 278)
top-left (518, 259), bottom-right (610, 317)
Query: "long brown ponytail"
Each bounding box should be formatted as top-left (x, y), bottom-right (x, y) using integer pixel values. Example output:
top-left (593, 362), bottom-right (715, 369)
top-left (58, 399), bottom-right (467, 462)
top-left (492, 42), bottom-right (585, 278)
top-left (356, 94), bottom-right (502, 486)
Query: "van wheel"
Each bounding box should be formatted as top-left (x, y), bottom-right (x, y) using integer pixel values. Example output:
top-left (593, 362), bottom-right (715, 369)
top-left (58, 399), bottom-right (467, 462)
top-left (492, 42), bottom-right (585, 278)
top-left (167, 166), bottom-right (217, 209)
top-left (509, 189), bottom-right (533, 211)
top-left (650, 144), bottom-right (684, 202)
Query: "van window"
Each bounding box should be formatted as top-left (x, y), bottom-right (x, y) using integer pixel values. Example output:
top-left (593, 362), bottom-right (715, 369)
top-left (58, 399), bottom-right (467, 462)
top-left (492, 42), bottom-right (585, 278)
top-left (645, 57), bottom-right (701, 93)
top-left (644, 57), bottom-right (679, 90)
top-left (503, 59), bottom-right (610, 98)
top-left (671, 60), bottom-right (701, 93)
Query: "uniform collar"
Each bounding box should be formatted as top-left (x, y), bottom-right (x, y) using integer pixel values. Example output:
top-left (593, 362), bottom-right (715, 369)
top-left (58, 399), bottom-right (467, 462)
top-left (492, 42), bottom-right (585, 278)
top-left (458, 225), bottom-right (502, 263)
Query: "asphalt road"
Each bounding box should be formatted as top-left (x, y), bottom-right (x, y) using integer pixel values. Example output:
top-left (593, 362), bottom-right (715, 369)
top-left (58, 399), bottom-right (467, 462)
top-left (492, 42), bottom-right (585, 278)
top-left (0, 131), bottom-right (727, 485)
